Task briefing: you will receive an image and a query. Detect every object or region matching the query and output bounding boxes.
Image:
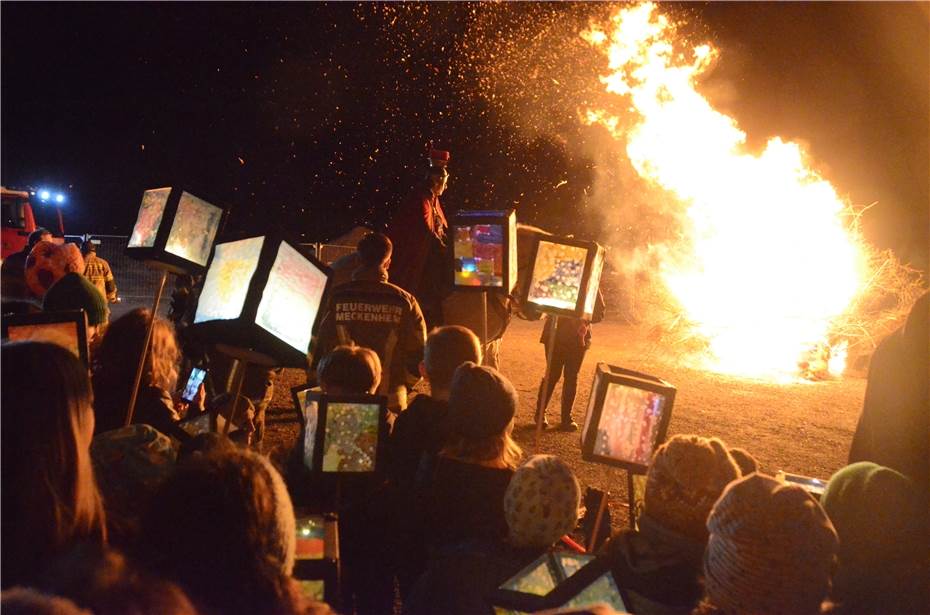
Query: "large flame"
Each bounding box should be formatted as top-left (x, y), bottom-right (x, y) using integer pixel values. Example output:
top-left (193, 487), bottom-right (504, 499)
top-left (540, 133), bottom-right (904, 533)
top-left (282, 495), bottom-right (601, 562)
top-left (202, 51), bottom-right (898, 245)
top-left (582, 3), bottom-right (868, 379)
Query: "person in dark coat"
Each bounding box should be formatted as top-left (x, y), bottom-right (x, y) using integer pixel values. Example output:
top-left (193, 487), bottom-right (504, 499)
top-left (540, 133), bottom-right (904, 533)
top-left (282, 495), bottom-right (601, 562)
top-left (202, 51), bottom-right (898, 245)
top-left (536, 290), bottom-right (606, 431)
top-left (405, 454), bottom-right (582, 615)
top-left (848, 291), bottom-right (928, 489)
top-left (315, 232), bottom-right (427, 413)
top-left (386, 148), bottom-right (451, 328)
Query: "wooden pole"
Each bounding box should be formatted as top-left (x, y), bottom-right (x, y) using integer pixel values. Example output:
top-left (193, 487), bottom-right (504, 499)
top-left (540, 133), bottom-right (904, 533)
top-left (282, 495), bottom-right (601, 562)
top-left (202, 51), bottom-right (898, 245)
top-left (223, 358), bottom-right (249, 435)
top-left (587, 489), bottom-right (609, 553)
top-left (125, 269), bottom-right (169, 427)
top-left (535, 314), bottom-right (559, 448)
top-left (480, 291), bottom-right (488, 359)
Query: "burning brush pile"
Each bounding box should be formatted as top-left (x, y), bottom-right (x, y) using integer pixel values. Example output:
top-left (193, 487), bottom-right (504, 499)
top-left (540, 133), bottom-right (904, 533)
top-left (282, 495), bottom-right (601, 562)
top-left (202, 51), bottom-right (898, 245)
top-left (577, 3), bottom-right (924, 382)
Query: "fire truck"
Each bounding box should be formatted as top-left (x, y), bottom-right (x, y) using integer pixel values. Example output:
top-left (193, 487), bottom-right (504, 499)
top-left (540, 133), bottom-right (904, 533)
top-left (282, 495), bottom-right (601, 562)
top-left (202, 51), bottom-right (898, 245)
top-left (1, 186), bottom-right (65, 259)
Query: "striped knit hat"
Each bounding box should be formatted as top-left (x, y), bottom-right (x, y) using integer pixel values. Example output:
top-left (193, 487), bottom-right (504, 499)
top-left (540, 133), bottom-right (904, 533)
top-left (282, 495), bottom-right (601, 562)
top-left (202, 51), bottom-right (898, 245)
top-left (504, 455), bottom-right (581, 548)
top-left (704, 473), bottom-right (838, 614)
top-left (643, 434), bottom-right (742, 542)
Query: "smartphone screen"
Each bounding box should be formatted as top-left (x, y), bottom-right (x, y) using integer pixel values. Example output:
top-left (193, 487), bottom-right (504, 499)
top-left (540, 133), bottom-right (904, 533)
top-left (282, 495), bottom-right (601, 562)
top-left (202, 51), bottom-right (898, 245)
top-left (182, 367), bottom-right (207, 403)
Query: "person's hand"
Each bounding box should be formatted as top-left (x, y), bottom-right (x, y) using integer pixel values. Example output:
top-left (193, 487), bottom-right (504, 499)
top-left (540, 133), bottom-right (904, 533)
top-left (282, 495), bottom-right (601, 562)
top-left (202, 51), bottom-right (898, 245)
top-left (191, 383), bottom-right (206, 413)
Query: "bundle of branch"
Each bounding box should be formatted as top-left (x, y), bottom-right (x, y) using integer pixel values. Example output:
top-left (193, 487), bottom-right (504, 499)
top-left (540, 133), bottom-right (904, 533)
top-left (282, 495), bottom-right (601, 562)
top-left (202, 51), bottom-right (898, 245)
top-left (828, 246), bottom-right (926, 376)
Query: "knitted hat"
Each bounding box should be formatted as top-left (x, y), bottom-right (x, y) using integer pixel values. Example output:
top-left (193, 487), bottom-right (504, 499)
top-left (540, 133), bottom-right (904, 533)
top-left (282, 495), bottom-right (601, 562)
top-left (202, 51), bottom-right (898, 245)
top-left (448, 362), bottom-right (517, 440)
top-left (504, 455), bottom-right (581, 548)
top-left (143, 448), bottom-right (296, 578)
top-left (820, 462), bottom-right (926, 605)
top-left (643, 434), bottom-right (741, 542)
top-left (25, 241), bottom-right (85, 299)
top-left (43, 272), bottom-right (109, 326)
top-left (704, 473), bottom-right (838, 615)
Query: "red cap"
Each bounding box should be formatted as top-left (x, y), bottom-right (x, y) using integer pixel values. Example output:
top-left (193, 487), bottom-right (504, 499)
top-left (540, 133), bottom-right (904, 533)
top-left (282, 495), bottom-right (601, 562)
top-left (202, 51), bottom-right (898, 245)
top-left (429, 148), bottom-right (450, 167)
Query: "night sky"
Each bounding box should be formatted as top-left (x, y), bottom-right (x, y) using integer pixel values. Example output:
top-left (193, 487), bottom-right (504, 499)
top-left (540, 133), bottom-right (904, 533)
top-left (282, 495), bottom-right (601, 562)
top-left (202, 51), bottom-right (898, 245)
top-left (2, 2), bottom-right (927, 271)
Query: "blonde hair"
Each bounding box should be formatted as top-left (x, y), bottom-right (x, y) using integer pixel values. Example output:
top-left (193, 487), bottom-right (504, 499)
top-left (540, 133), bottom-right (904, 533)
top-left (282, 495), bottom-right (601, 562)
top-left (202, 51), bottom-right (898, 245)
top-left (442, 419), bottom-right (523, 470)
top-left (1, 342), bottom-right (107, 587)
top-left (92, 308), bottom-right (181, 432)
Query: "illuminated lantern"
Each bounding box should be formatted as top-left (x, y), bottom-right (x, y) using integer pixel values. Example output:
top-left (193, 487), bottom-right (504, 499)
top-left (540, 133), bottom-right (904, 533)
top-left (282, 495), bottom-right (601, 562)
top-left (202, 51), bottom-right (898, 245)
top-left (292, 512), bottom-right (340, 605)
top-left (126, 187), bottom-right (224, 274)
top-left (191, 235), bottom-right (332, 367)
top-left (580, 363), bottom-right (676, 472)
top-left (523, 235), bottom-right (605, 318)
top-left (450, 209), bottom-right (518, 293)
top-left (488, 551), bottom-right (631, 613)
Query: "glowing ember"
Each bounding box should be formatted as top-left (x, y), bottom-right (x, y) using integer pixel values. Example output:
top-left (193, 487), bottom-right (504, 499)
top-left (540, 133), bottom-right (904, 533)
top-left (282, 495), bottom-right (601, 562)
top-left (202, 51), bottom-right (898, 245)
top-left (582, 3), bottom-right (868, 379)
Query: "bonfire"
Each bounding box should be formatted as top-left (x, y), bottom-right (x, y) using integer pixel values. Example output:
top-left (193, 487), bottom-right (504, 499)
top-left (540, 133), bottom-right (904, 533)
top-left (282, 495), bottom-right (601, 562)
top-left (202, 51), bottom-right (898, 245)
top-left (580, 2), bottom-right (923, 381)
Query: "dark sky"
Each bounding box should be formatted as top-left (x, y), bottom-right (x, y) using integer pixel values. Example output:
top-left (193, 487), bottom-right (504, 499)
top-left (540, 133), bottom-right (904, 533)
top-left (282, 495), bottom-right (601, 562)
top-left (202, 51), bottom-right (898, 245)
top-left (2, 2), bottom-right (927, 270)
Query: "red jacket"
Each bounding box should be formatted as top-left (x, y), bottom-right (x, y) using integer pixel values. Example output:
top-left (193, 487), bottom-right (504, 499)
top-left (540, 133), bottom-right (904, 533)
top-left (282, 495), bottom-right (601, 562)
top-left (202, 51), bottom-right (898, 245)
top-left (386, 186), bottom-right (447, 296)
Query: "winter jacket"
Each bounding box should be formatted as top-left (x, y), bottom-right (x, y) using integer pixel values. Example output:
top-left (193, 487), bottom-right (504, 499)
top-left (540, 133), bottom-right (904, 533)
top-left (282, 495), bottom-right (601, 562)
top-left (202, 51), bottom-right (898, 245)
top-left (315, 265), bottom-right (427, 411)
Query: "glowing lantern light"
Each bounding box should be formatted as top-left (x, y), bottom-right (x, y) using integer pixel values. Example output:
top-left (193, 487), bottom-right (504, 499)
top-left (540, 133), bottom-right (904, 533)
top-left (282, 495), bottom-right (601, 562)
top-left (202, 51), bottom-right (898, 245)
top-left (192, 235), bottom-right (332, 367)
top-left (126, 187), bottom-right (224, 274)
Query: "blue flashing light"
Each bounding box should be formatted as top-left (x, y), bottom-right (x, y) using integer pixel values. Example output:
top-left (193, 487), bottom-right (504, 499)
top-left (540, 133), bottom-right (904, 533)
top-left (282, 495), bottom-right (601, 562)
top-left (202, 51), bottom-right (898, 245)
top-left (55, 193), bottom-right (65, 204)
top-left (39, 190), bottom-right (50, 201)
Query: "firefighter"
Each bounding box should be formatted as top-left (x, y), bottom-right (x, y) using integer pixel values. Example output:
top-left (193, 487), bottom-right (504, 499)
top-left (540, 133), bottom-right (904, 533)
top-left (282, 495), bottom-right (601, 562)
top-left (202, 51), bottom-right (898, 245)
top-left (81, 237), bottom-right (119, 303)
top-left (315, 232), bottom-right (427, 413)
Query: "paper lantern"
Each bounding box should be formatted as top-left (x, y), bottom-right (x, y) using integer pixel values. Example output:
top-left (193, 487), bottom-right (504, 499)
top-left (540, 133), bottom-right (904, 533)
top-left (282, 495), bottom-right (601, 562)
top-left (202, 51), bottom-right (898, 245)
top-left (191, 235), bottom-right (332, 367)
top-left (450, 209), bottom-right (518, 293)
top-left (488, 551), bottom-right (630, 614)
top-left (300, 392), bottom-right (388, 474)
top-left (2, 309), bottom-right (89, 366)
top-left (580, 363), bottom-right (676, 472)
top-left (524, 235), bottom-right (605, 318)
top-left (126, 187), bottom-right (223, 274)
top-left (292, 512), bottom-right (340, 605)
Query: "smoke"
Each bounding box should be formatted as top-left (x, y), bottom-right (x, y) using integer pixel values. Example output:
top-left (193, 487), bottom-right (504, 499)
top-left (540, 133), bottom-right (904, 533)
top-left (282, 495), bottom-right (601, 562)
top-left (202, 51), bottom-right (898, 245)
top-left (453, 3), bottom-right (703, 324)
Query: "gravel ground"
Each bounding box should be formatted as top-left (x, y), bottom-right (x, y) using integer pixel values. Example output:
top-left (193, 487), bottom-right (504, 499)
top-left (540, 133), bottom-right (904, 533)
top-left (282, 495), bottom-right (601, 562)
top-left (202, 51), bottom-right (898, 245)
top-left (262, 317), bottom-right (865, 530)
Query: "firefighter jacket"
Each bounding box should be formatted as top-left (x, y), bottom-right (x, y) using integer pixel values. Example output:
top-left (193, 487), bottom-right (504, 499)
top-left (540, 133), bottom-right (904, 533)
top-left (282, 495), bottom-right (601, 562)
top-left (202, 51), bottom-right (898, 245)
top-left (316, 265), bottom-right (427, 411)
top-left (84, 252), bottom-right (118, 303)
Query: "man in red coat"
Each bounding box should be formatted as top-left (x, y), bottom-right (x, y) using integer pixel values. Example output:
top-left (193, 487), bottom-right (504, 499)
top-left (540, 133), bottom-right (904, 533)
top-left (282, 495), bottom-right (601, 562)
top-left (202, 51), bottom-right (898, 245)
top-left (386, 148), bottom-right (451, 328)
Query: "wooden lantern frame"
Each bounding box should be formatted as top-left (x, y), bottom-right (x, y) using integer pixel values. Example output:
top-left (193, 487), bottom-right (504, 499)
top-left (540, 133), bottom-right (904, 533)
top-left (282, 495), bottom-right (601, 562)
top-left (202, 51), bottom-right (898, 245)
top-left (522, 234), bottom-right (605, 319)
top-left (488, 551), bottom-right (631, 613)
top-left (190, 234), bottom-right (333, 368)
top-left (302, 392), bottom-right (389, 475)
top-left (2, 309), bottom-right (89, 366)
top-left (292, 512), bottom-right (341, 607)
top-left (580, 362), bottom-right (676, 473)
top-left (449, 209), bottom-right (518, 294)
top-left (125, 187), bottom-right (224, 275)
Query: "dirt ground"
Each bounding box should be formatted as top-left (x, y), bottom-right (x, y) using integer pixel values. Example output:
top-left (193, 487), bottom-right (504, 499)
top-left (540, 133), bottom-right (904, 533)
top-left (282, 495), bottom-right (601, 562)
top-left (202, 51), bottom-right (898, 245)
top-left (263, 317), bottom-right (865, 529)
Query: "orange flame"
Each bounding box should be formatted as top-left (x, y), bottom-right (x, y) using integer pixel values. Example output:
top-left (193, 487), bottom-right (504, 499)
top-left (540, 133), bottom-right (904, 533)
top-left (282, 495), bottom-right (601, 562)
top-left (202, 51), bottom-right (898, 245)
top-left (583, 3), bottom-right (868, 379)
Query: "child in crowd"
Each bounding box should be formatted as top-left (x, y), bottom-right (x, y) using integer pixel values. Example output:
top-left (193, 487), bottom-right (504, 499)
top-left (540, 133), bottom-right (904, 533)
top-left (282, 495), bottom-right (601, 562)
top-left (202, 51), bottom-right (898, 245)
top-left (427, 362), bottom-right (523, 549)
top-left (42, 270), bottom-right (110, 345)
top-left (1, 342), bottom-right (107, 590)
top-left (600, 434), bottom-right (754, 614)
top-left (92, 308), bottom-right (198, 443)
top-left (406, 454), bottom-right (582, 615)
top-left (820, 462), bottom-right (928, 614)
top-left (389, 325), bottom-right (482, 488)
top-left (138, 448), bottom-right (332, 615)
top-left (697, 473), bottom-right (838, 615)
top-left (38, 546), bottom-right (197, 615)
top-left (317, 344), bottom-right (382, 395)
top-left (90, 425), bottom-right (177, 547)
top-left (297, 344), bottom-right (388, 615)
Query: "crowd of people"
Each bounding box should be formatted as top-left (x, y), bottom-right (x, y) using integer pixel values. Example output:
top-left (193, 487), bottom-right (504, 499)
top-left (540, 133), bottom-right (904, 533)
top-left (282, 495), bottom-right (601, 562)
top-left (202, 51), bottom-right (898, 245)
top-left (1, 196), bottom-right (927, 614)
